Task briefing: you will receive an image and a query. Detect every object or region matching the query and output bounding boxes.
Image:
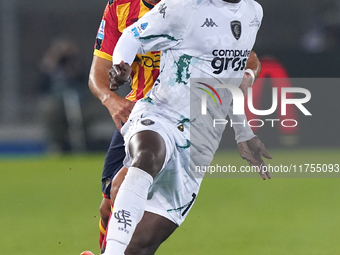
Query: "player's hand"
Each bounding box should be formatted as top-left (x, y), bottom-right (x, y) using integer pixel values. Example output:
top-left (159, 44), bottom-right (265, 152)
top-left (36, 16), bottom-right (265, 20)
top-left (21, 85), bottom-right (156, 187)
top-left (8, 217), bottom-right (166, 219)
top-left (103, 94), bottom-right (135, 132)
top-left (109, 61), bottom-right (132, 91)
top-left (237, 136), bottom-right (273, 180)
top-left (239, 72), bottom-right (254, 97)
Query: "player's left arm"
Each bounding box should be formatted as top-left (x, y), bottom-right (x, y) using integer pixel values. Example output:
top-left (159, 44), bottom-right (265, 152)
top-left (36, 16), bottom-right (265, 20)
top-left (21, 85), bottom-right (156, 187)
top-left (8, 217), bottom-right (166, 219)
top-left (239, 50), bottom-right (261, 96)
top-left (229, 51), bottom-right (272, 180)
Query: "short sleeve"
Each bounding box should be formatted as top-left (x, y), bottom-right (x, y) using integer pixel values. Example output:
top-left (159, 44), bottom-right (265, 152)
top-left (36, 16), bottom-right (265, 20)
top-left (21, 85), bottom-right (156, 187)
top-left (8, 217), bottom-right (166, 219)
top-left (122, 0), bottom-right (196, 53)
top-left (94, 1), bottom-right (122, 61)
top-left (254, 1), bottom-right (263, 31)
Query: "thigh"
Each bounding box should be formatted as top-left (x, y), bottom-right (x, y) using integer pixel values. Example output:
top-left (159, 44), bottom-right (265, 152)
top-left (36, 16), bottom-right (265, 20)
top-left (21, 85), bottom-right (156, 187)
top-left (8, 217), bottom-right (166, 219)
top-left (128, 130), bottom-right (166, 178)
top-left (125, 211), bottom-right (177, 255)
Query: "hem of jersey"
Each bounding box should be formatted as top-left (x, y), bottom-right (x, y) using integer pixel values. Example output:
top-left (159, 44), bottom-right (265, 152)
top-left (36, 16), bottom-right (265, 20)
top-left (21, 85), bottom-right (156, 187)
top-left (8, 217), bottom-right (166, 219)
top-left (94, 49), bottom-right (112, 61)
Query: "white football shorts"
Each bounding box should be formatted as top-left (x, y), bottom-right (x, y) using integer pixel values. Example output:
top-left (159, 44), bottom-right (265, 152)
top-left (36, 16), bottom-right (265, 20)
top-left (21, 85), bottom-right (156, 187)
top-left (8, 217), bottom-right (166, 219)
top-left (121, 99), bottom-right (204, 226)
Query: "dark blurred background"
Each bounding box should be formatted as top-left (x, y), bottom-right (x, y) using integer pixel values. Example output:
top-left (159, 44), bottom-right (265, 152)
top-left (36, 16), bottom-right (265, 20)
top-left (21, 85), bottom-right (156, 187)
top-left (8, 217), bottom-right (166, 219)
top-left (0, 0), bottom-right (339, 154)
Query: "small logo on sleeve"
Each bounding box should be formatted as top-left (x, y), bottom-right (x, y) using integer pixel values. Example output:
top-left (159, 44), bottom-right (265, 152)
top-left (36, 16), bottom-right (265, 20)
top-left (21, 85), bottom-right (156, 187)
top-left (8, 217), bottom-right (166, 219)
top-left (96, 20), bottom-right (106, 40)
top-left (158, 3), bottom-right (167, 18)
top-left (249, 16), bottom-right (261, 28)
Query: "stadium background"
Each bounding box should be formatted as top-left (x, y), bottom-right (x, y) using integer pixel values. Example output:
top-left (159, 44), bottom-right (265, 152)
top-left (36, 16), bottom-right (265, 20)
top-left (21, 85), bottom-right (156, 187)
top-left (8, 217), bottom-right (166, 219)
top-left (0, 0), bottom-right (340, 254)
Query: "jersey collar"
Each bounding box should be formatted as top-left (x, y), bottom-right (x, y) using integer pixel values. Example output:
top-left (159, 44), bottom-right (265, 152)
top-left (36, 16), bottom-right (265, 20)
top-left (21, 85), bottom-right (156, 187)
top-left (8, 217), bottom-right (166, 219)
top-left (142, 0), bottom-right (158, 9)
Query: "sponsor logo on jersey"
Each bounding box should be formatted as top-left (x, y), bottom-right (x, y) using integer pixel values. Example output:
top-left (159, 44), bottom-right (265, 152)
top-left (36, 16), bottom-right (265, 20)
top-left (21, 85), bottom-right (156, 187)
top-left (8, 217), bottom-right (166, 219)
top-left (230, 20), bottom-right (242, 40)
top-left (158, 3), bottom-right (167, 18)
top-left (140, 55), bottom-right (160, 68)
top-left (96, 20), bottom-right (105, 40)
top-left (201, 18), bottom-right (218, 27)
top-left (211, 49), bottom-right (251, 74)
top-left (249, 15), bottom-right (261, 28)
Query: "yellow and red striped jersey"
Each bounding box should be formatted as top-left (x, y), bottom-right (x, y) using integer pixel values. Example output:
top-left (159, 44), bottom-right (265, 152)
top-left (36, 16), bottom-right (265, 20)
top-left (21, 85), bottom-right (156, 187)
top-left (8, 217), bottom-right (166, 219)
top-left (94, 0), bottom-right (160, 102)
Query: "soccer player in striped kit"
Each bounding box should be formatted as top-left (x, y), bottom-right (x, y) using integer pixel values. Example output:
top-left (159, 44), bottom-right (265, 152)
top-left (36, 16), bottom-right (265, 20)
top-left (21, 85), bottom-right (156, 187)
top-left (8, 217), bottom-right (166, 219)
top-left (89, 0), bottom-right (161, 252)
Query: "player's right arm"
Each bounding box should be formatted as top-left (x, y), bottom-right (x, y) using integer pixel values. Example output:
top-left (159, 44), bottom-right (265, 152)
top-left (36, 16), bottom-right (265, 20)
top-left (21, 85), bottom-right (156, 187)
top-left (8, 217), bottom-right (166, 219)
top-left (88, 1), bottom-right (135, 131)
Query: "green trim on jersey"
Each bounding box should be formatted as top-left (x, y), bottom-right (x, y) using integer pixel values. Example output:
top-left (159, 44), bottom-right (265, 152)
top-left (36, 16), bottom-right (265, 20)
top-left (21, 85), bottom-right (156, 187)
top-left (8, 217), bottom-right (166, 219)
top-left (140, 34), bottom-right (180, 41)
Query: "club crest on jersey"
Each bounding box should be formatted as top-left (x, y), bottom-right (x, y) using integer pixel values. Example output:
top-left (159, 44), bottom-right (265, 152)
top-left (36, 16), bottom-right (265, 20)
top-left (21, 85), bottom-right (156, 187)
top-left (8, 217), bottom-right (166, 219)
top-left (230, 20), bottom-right (242, 40)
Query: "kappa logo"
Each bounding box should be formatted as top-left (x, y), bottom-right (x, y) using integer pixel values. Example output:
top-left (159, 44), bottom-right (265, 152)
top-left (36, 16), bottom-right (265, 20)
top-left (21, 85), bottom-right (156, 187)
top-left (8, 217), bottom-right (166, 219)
top-left (158, 3), bottom-right (167, 18)
top-left (201, 18), bottom-right (218, 27)
top-left (230, 20), bottom-right (242, 40)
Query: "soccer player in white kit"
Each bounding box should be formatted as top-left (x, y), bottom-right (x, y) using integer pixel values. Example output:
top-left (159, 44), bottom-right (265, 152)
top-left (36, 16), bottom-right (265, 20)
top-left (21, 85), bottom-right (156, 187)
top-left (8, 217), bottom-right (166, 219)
top-left (103, 0), bottom-right (270, 254)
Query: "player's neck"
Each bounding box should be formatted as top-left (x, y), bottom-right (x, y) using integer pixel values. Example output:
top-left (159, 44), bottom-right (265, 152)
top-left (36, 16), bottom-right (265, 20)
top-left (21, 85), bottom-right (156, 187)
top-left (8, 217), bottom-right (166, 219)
top-left (223, 0), bottom-right (241, 3)
top-left (147, 0), bottom-right (160, 4)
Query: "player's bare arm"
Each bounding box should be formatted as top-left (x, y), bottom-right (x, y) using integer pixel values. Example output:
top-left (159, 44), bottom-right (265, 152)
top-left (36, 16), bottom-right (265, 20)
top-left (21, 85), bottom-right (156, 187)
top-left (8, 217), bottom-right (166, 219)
top-left (239, 51), bottom-right (261, 96)
top-left (232, 51), bottom-right (272, 179)
top-left (89, 56), bottom-right (134, 131)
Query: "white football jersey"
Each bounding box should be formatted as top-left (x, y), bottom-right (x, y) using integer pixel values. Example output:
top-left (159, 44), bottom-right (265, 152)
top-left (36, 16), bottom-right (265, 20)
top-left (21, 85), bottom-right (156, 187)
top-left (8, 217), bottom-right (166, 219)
top-left (116, 0), bottom-right (263, 162)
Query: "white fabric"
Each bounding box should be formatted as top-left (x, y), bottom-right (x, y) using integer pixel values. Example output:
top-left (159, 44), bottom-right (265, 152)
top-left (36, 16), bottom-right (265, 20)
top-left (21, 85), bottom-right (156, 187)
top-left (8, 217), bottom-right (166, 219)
top-left (228, 105), bottom-right (256, 143)
top-left (110, 0), bottom-right (263, 236)
top-left (104, 167), bottom-right (153, 255)
top-left (113, 0), bottom-right (263, 157)
top-left (112, 32), bottom-right (142, 65)
top-left (121, 100), bottom-right (202, 226)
